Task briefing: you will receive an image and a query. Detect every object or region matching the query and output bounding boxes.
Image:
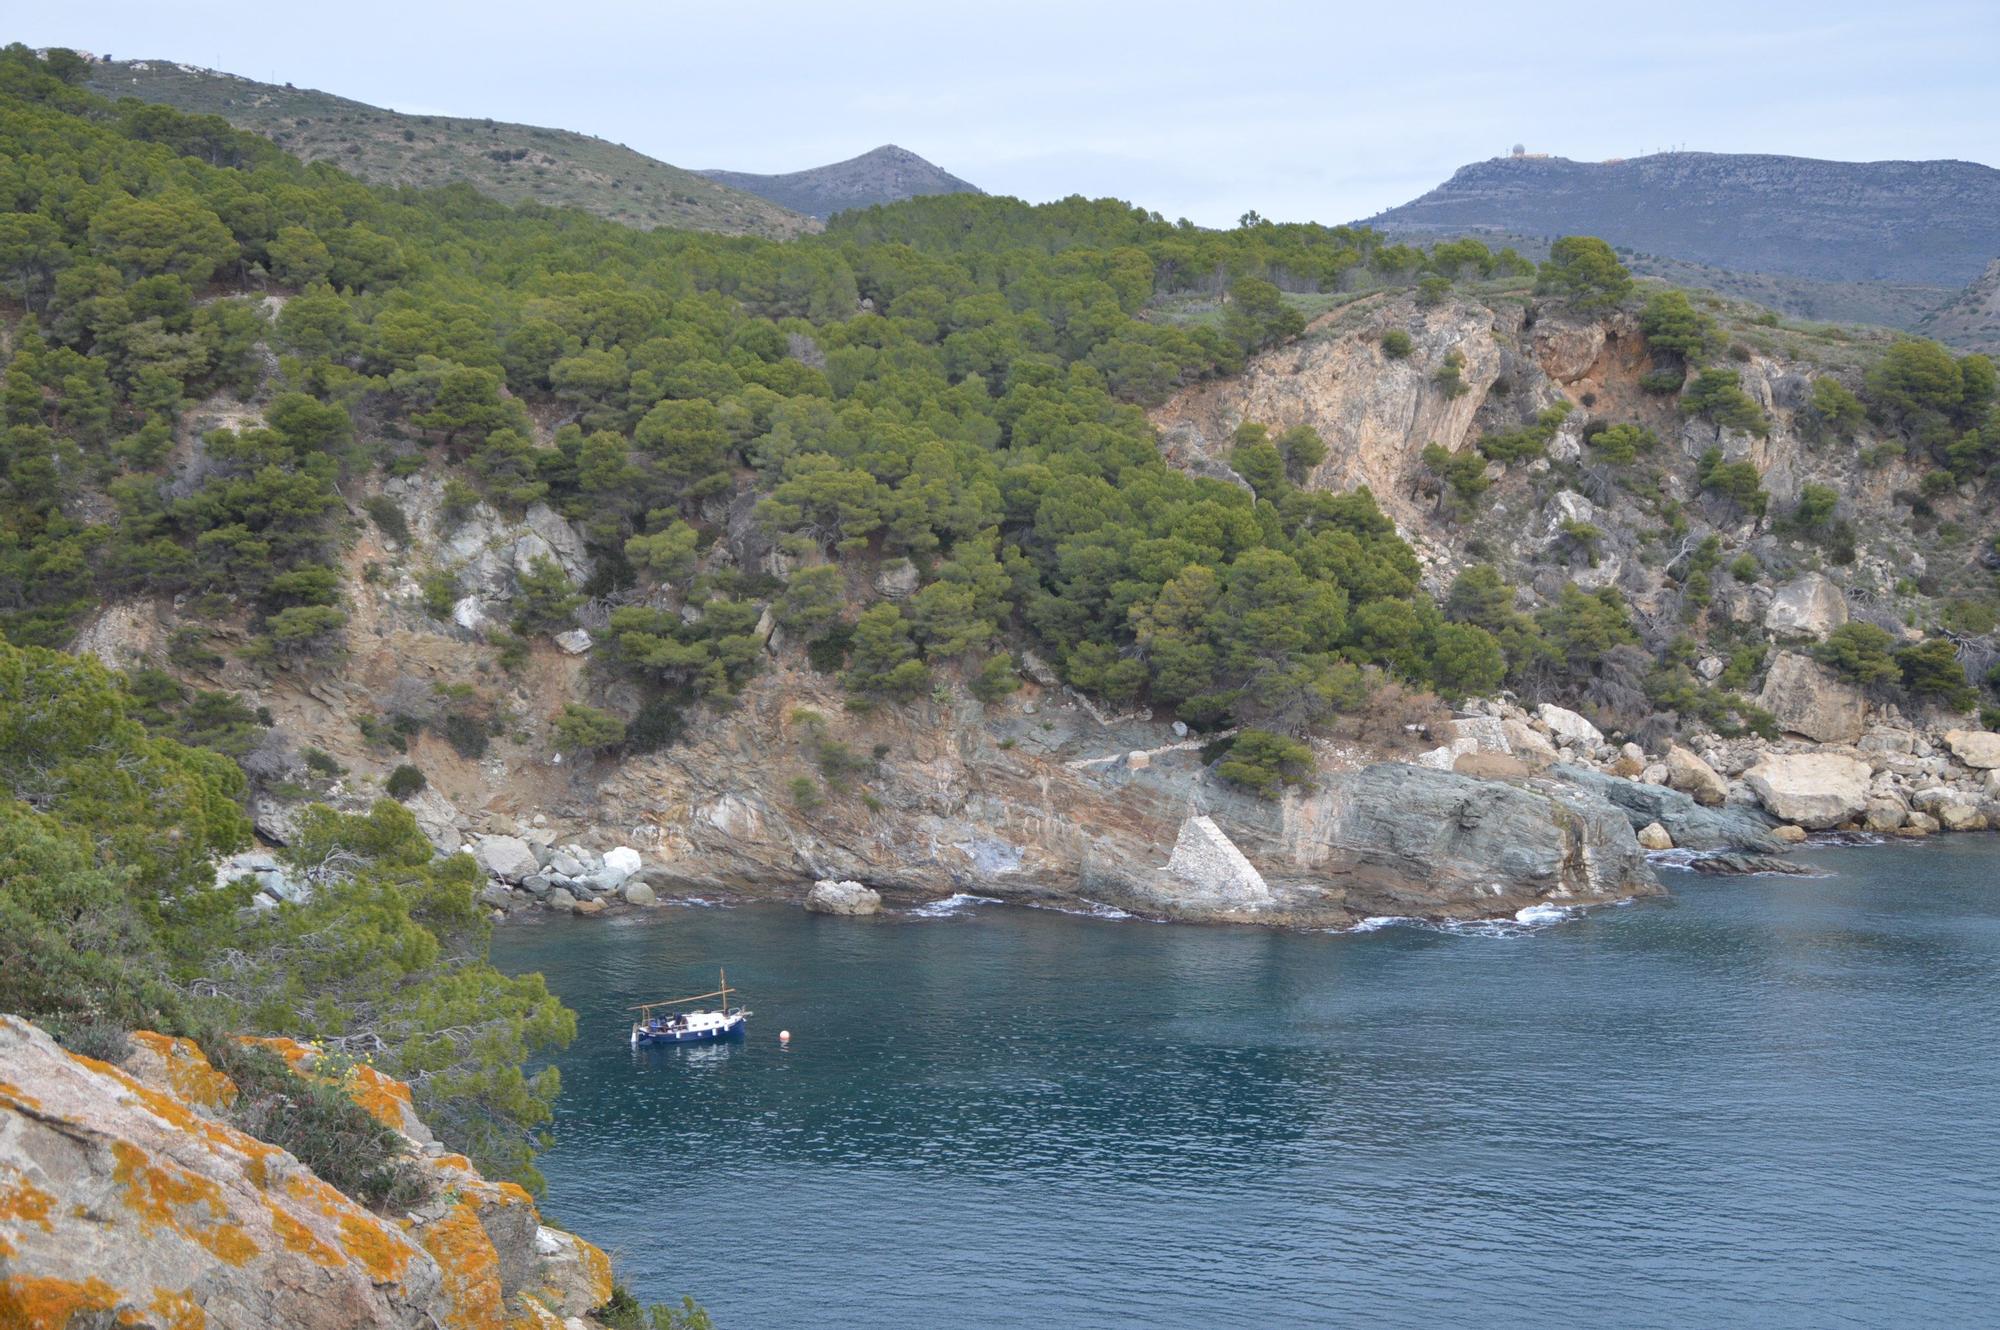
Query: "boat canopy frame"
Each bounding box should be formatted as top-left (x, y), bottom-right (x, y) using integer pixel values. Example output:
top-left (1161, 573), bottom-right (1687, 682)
top-left (629, 969), bottom-right (738, 1017)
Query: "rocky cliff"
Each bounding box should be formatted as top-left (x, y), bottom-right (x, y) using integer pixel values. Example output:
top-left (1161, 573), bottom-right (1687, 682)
top-left (66, 281), bottom-right (2000, 932)
top-left (0, 1016), bottom-right (613, 1329)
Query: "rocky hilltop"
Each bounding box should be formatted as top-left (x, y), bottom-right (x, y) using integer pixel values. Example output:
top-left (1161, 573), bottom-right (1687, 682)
top-left (1367, 152), bottom-right (2000, 287)
top-left (0, 1016), bottom-right (613, 1329)
top-left (699, 145), bottom-right (981, 220)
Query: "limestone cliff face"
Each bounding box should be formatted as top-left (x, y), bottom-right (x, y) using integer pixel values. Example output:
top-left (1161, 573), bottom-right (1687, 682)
top-left (0, 1017), bottom-right (611, 1330)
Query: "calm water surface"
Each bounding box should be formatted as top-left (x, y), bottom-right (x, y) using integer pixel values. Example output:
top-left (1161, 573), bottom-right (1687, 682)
top-left (494, 838), bottom-right (2000, 1328)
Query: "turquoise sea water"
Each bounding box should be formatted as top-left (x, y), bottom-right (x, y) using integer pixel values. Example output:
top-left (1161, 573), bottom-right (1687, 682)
top-left (493, 838), bottom-right (2000, 1329)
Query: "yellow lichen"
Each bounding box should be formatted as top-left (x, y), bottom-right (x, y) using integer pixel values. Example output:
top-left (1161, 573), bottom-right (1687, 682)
top-left (0, 1080), bottom-right (42, 1112)
top-left (144, 1287), bottom-right (207, 1330)
top-left (129, 1032), bottom-right (239, 1112)
top-left (416, 1198), bottom-right (505, 1329)
top-left (0, 1274), bottom-right (125, 1326)
top-left (578, 1237), bottom-right (614, 1304)
top-left (266, 1199), bottom-right (345, 1269)
top-left (109, 1141), bottom-right (259, 1268)
top-left (337, 1211), bottom-right (415, 1283)
top-left (0, 1169), bottom-right (57, 1261)
top-left (347, 1064), bottom-right (415, 1129)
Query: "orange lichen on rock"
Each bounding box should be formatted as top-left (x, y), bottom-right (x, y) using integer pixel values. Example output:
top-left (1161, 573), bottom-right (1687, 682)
top-left (267, 1198), bottom-right (345, 1269)
top-left (0, 1168), bottom-right (58, 1260)
top-left (109, 1141), bottom-right (259, 1267)
top-left (415, 1198), bottom-right (506, 1329)
top-left (0, 1274), bottom-right (124, 1326)
top-left (337, 1211), bottom-right (416, 1284)
top-left (578, 1238), bottom-right (614, 1306)
top-left (142, 1286), bottom-right (207, 1330)
top-left (0, 1080), bottom-right (42, 1112)
top-left (346, 1063), bottom-right (416, 1131)
top-left (234, 1035), bottom-right (314, 1069)
top-left (128, 1032), bottom-right (239, 1112)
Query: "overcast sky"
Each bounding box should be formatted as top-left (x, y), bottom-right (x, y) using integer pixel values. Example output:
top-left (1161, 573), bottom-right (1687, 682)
top-left (26, 1), bottom-right (2000, 226)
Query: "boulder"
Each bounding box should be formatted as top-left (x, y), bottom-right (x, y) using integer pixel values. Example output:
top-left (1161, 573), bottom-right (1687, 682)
top-left (553, 628), bottom-right (593, 655)
top-left (478, 883), bottom-right (520, 910)
top-left (1755, 651), bottom-right (1867, 744)
top-left (1454, 750), bottom-right (1529, 781)
top-left (1502, 719), bottom-right (1560, 765)
top-left (1640, 763), bottom-right (1670, 786)
top-left (1159, 815), bottom-right (1273, 908)
top-left (1863, 800), bottom-right (1906, 833)
top-left (1665, 744), bottom-right (1730, 807)
top-left (573, 897), bottom-right (607, 916)
top-left (805, 879), bottom-right (883, 915)
top-left (1537, 703), bottom-right (1604, 750)
top-left (1637, 822), bottom-right (1674, 851)
top-left (603, 845), bottom-right (643, 877)
top-left (1763, 571), bottom-right (1848, 637)
top-left (1770, 824), bottom-right (1808, 843)
top-left (545, 887), bottom-right (578, 912)
top-left (472, 834), bottom-right (540, 884)
top-left (873, 558), bottom-right (921, 599)
top-left (1448, 715), bottom-right (1511, 753)
top-left (1903, 811), bottom-right (1940, 835)
top-left (548, 851), bottom-right (585, 879)
top-left (1743, 753), bottom-right (1872, 829)
top-left (622, 880), bottom-right (659, 906)
top-left (1943, 729), bottom-right (2000, 769)
top-left (1933, 800), bottom-right (1986, 832)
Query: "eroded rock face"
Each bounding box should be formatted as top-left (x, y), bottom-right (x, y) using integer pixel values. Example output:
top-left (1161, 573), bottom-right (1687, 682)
top-left (1743, 753), bottom-right (1872, 829)
top-left (1154, 816), bottom-right (1272, 910)
top-left (0, 1017), bottom-right (610, 1330)
top-left (1756, 651), bottom-right (1867, 744)
top-left (1763, 572), bottom-right (1849, 637)
top-left (1554, 764), bottom-right (1780, 851)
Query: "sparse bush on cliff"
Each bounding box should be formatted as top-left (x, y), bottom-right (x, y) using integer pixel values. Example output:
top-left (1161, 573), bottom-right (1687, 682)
top-left (1535, 235), bottom-right (1632, 312)
top-left (1214, 729), bottom-right (1315, 796)
top-left (385, 763), bottom-right (426, 798)
top-left (1380, 328), bottom-right (1413, 359)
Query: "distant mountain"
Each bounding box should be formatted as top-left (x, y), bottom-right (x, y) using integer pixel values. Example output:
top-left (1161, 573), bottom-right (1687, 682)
top-left (86, 58), bottom-right (814, 238)
top-left (1365, 151), bottom-right (2000, 342)
top-left (1368, 151), bottom-right (2000, 288)
top-left (1918, 259), bottom-right (2000, 356)
top-left (699, 145), bottom-right (979, 219)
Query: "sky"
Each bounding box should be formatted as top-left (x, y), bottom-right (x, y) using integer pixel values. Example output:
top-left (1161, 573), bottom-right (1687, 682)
top-left (24, 1), bottom-right (2000, 227)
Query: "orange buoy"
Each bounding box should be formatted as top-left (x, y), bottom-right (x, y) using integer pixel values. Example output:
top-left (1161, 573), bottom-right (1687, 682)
top-left (779, 1030), bottom-right (791, 1044)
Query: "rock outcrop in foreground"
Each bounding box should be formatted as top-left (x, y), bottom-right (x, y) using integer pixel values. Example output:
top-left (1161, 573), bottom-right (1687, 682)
top-left (0, 1017), bottom-right (611, 1329)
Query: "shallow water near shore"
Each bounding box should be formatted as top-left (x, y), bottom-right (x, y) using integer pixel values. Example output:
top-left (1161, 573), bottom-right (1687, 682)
top-left (494, 837), bottom-right (2000, 1329)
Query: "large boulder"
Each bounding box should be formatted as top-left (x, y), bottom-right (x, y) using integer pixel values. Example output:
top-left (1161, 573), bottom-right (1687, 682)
top-left (805, 879), bottom-right (882, 915)
top-left (1743, 753), bottom-right (1872, 829)
top-left (1943, 730), bottom-right (2000, 769)
top-left (1756, 651), bottom-right (1867, 744)
top-left (470, 834), bottom-right (539, 884)
top-left (1763, 571), bottom-right (1849, 637)
top-left (602, 846), bottom-right (643, 880)
top-left (1555, 764), bottom-right (1781, 851)
top-left (1665, 744), bottom-right (1729, 807)
top-left (1536, 703), bottom-right (1604, 750)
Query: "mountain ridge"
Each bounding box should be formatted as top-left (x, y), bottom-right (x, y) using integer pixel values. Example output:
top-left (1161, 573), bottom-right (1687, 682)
top-left (84, 56), bottom-right (816, 238)
top-left (699, 143), bottom-right (981, 219)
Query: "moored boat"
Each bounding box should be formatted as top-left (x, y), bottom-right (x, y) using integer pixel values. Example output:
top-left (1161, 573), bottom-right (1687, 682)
top-left (629, 969), bottom-right (751, 1046)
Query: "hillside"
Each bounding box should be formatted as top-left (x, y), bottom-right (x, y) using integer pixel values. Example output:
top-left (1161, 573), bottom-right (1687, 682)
top-left (85, 57), bottom-right (815, 238)
top-left (1368, 151), bottom-right (2000, 291)
top-left (1918, 258), bottom-right (2000, 355)
top-left (700, 144), bottom-right (980, 218)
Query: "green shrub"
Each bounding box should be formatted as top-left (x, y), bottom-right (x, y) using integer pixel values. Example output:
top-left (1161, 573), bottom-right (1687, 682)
top-left (1380, 329), bottom-right (1414, 360)
top-left (207, 1040), bottom-right (424, 1210)
top-left (362, 494), bottom-right (411, 544)
top-left (385, 764), bottom-right (426, 798)
top-left (1896, 638), bottom-right (1977, 711)
top-left (1214, 729), bottom-right (1315, 796)
top-left (552, 703), bottom-right (626, 754)
top-left (1816, 622), bottom-right (1900, 687)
